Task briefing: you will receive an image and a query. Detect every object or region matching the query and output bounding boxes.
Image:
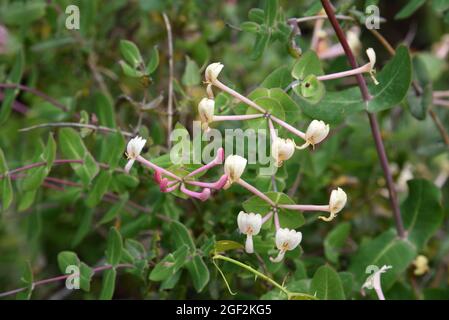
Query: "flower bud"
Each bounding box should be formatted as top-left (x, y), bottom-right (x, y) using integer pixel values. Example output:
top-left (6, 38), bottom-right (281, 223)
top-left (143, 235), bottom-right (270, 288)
top-left (125, 136), bottom-right (146, 172)
top-left (298, 120), bottom-right (330, 149)
top-left (205, 62), bottom-right (224, 83)
top-left (198, 98), bottom-right (215, 130)
top-left (270, 228), bottom-right (302, 263)
top-left (272, 137), bottom-right (295, 167)
top-left (224, 155), bottom-right (247, 188)
top-left (237, 211), bottom-right (262, 253)
top-left (319, 187), bottom-right (347, 222)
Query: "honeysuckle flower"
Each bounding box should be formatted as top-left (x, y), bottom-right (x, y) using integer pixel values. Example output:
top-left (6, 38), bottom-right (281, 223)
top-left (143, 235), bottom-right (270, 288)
top-left (205, 62), bottom-right (224, 83)
top-left (224, 155), bottom-right (247, 189)
top-left (198, 98), bottom-right (215, 130)
top-left (366, 48), bottom-right (379, 85)
top-left (319, 187), bottom-right (347, 222)
top-left (125, 136), bottom-right (146, 173)
top-left (361, 265), bottom-right (392, 300)
top-left (297, 120), bottom-right (330, 149)
top-left (270, 228), bottom-right (302, 263)
top-left (413, 255), bottom-right (429, 276)
top-left (237, 211), bottom-right (262, 254)
top-left (272, 137), bottom-right (295, 167)
top-left (347, 27), bottom-right (361, 55)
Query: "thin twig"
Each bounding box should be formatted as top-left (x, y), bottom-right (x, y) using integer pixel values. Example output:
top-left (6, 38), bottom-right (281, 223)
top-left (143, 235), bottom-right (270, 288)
top-left (19, 122), bottom-right (133, 137)
top-left (162, 13), bottom-right (174, 148)
top-left (321, 0), bottom-right (405, 238)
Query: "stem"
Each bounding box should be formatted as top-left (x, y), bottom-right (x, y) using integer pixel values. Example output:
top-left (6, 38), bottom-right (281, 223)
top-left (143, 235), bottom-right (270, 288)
top-left (270, 115), bottom-right (306, 140)
top-left (293, 14), bottom-right (354, 24)
top-left (136, 155), bottom-right (181, 181)
top-left (268, 119), bottom-right (277, 142)
top-left (274, 210), bottom-right (280, 230)
top-left (213, 80), bottom-right (266, 113)
top-left (434, 91), bottom-right (449, 98)
top-left (212, 254), bottom-right (290, 297)
top-left (316, 63), bottom-right (370, 81)
top-left (433, 98), bottom-right (449, 108)
top-left (0, 263), bottom-right (133, 298)
top-left (429, 109), bottom-right (449, 146)
top-left (19, 122), bottom-right (133, 137)
top-left (0, 159), bottom-right (82, 179)
top-left (163, 13), bottom-right (174, 149)
top-left (321, 0), bottom-right (405, 238)
top-left (0, 83), bottom-right (69, 112)
top-left (237, 178), bottom-right (275, 206)
top-left (212, 114), bottom-right (265, 122)
top-left (279, 204), bottom-right (330, 212)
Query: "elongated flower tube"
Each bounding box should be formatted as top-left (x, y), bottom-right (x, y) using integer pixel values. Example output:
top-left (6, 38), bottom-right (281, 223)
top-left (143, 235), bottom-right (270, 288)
top-left (366, 48), bottom-right (379, 85)
top-left (125, 136), bottom-right (146, 173)
top-left (297, 120), bottom-right (330, 150)
top-left (319, 187), bottom-right (347, 222)
top-left (224, 155), bottom-right (247, 189)
top-left (270, 228), bottom-right (302, 263)
top-left (180, 184), bottom-right (211, 202)
top-left (272, 137), bottom-right (296, 167)
top-left (185, 174), bottom-right (228, 190)
top-left (198, 98), bottom-right (215, 130)
top-left (361, 265), bottom-right (392, 300)
top-left (205, 62), bottom-right (224, 84)
top-left (237, 211), bottom-right (262, 254)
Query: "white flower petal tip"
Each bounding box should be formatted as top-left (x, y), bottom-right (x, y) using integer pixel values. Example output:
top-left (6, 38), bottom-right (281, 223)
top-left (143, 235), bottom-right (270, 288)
top-left (319, 188), bottom-right (347, 222)
top-left (205, 62), bottom-right (224, 83)
top-left (270, 228), bottom-right (302, 262)
top-left (224, 155), bottom-right (247, 186)
top-left (361, 265), bottom-right (392, 292)
top-left (272, 137), bottom-right (295, 167)
top-left (366, 48), bottom-right (380, 85)
top-left (125, 136), bottom-right (146, 171)
top-left (237, 211), bottom-right (262, 254)
top-left (269, 250), bottom-right (286, 263)
top-left (303, 120), bottom-right (330, 148)
top-left (198, 98), bottom-right (215, 130)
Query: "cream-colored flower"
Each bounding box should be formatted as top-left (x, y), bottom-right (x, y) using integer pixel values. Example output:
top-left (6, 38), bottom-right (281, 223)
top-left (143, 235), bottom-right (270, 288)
top-left (347, 27), bottom-right (361, 55)
top-left (224, 155), bottom-right (247, 188)
top-left (125, 136), bottom-right (146, 173)
top-left (319, 188), bottom-right (347, 222)
top-left (198, 98), bottom-right (215, 130)
top-left (237, 211), bottom-right (262, 253)
top-left (361, 265), bottom-right (392, 300)
top-left (366, 48), bottom-right (379, 85)
top-left (205, 62), bottom-right (224, 83)
top-left (272, 137), bottom-right (295, 167)
top-left (270, 228), bottom-right (302, 263)
top-left (297, 120), bottom-right (330, 149)
top-left (413, 255), bottom-right (429, 276)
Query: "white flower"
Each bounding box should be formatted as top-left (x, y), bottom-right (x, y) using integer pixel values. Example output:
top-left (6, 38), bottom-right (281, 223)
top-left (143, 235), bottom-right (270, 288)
top-left (125, 136), bottom-right (146, 173)
top-left (270, 228), bottom-right (302, 263)
top-left (298, 120), bottom-right (330, 149)
top-left (366, 48), bottom-right (379, 85)
top-left (272, 137), bottom-right (295, 167)
top-left (347, 27), bottom-right (361, 55)
top-left (361, 265), bottom-right (392, 300)
top-left (237, 211), bottom-right (262, 254)
top-left (198, 98), bottom-right (215, 130)
top-left (205, 62), bottom-right (224, 83)
top-left (319, 187), bottom-right (347, 222)
top-left (224, 155), bottom-right (247, 188)
top-left (413, 255), bottom-right (429, 276)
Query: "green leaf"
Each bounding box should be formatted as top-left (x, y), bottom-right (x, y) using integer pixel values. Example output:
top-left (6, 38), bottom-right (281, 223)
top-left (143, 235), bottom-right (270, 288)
top-left (99, 268), bottom-right (116, 300)
top-left (294, 74), bottom-right (325, 103)
top-left (58, 128), bottom-right (99, 185)
top-left (324, 222), bottom-right (351, 264)
top-left (80, 262), bottom-right (94, 292)
top-left (349, 229), bottom-right (416, 290)
top-left (186, 255), bottom-right (210, 293)
top-left (401, 179), bottom-right (443, 250)
top-left (1, 173), bottom-right (13, 211)
top-left (106, 227), bottom-right (123, 266)
top-left (0, 50), bottom-right (25, 125)
top-left (149, 245), bottom-right (189, 282)
top-left (240, 21), bottom-right (260, 33)
top-left (124, 239), bottom-right (147, 261)
top-left (182, 56), bottom-right (201, 86)
top-left (119, 40), bottom-right (143, 68)
top-left (251, 32), bottom-right (270, 60)
top-left (21, 166), bottom-right (47, 191)
top-left (57, 251), bottom-right (80, 273)
top-left (406, 84), bottom-right (432, 120)
top-left (291, 51), bottom-right (324, 80)
top-left (0, 1), bottom-right (47, 26)
top-left (146, 46), bottom-right (159, 74)
top-left (299, 46), bottom-right (412, 123)
top-left (99, 192), bottom-right (129, 225)
top-left (43, 133), bottom-right (56, 169)
top-left (71, 208), bottom-right (94, 247)
top-left (248, 8), bottom-right (265, 24)
top-left (214, 240), bottom-right (244, 254)
top-left (95, 93), bottom-right (116, 128)
top-left (17, 190), bottom-right (36, 212)
top-left (171, 221), bottom-right (195, 252)
top-left (16, 261), bottom-right (34, 300)
top-left (243, 192), bottom-right (305, 229)
top-left (261, 66), bottom-right (292, 89)
top-left (265, 0), bottom-right (278, 26)
top-left (310, 265), bottom-right (345, 300)
top-left (86, 171), bottom-right (112, 207)
top-left (119, 60), bottom-right (144, 78)
top-left (99, 132), bottom-right (125, 170)
top-left (245, 96), bottom-right (284, 130)
top-left (395, 0), bottom-right (426, 19)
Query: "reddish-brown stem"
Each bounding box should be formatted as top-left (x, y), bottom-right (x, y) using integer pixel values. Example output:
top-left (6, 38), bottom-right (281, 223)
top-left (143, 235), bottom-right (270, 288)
top-left (321, 0), bottom-right (405, 238)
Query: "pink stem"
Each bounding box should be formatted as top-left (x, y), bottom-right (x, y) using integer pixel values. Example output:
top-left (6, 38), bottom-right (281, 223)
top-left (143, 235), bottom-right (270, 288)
top-left (212, 114), bottom-right (265, 122)
top-left (317, 63), bottom-right (370, 81)
top-left (162, 183), bottom-right (180, 193)
top-left (136, 155), bottom-right (181, 181)
top-left (433, 91), bottom-right (449, 98)
top-left (274, 210), bottom-right (280, 230)
top-left (180, 184), bottom-right (211, 201)
top-left (0, 159), bottom-right (83, 179)
top-left (279, 204), bottom-right (330, 212)
top-left (434, 98), bottom-right (449, 108)
top-left (213, 80), bottom-right (266, 113)
top-left (270, 116), bottom-right (306, 140)
top-left (186, 147), bottom-right (224, 177)
top-left (237, 178), bottom-right (275, 206)
top-left (262, 211), bottom-right (273, 224)
top-left (268, 119), bottom-right (277, 142)
top-left (184, 174), bottom-right (228, 190)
